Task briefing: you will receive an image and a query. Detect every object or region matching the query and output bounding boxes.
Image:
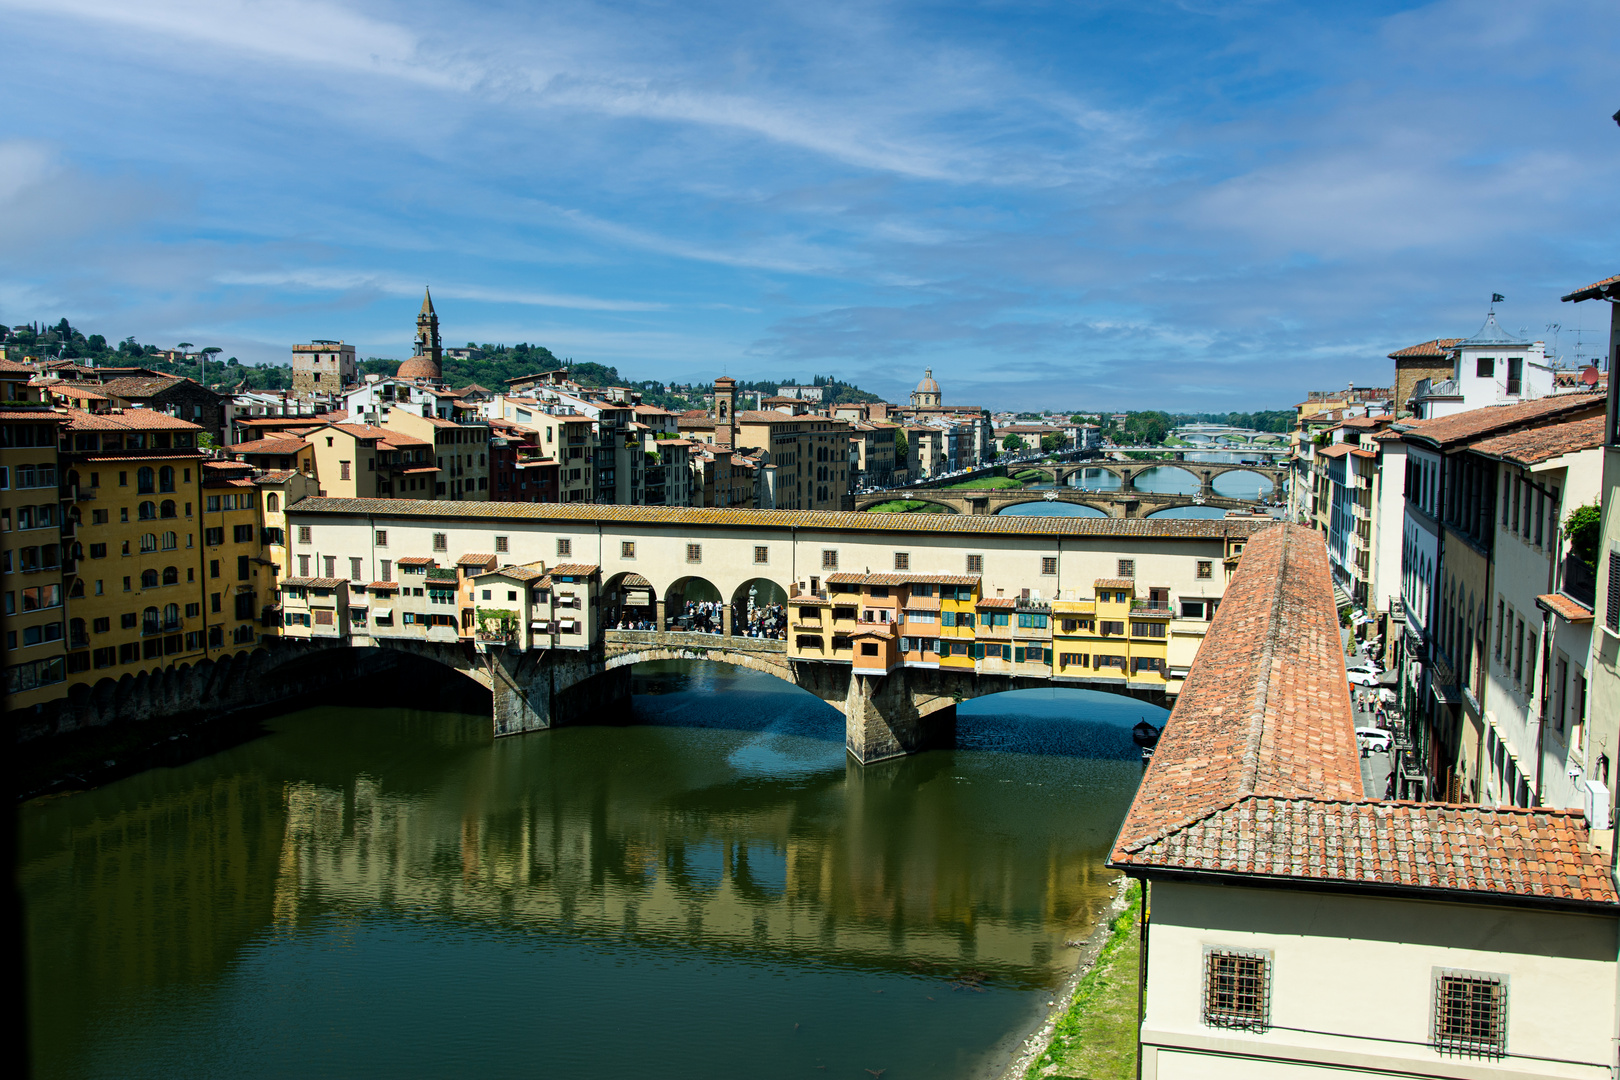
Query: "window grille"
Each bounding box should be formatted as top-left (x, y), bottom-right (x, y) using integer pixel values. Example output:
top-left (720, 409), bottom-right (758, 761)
top-left (686, 543), bottom-right (702, 563)
top-left (1117, 558), bottom-right (1135, 578)
top-left (1203, 949), bottom-right (1269, 1031)
top-left (822, 549), bottom-right (838, 570)
top-left (966, 554), bottom-right (983, 574)
top-left (298, 525), bottom-right (311, 544)
top-left (894, 552), bottom-right (909, 571)
top-left (1197, 560), bottom-right (1213, 579)
top-left (754, 546), bottom-right (769, 564)
top-left (1433, 971), bottom-right (1507, 1058)
top-left (1041, 557), bottom-right (1057, 575)
top-left (557, 538), bottom-right (572, 557)
top-left (621, 541), bottom-right (634, 558)
top-left (496, 536), bottom-right (509, 553)
top-left (432, 532), bottom-right (447, 552)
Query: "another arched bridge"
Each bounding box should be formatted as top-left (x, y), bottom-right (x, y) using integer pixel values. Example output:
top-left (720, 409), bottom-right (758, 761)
top-left (854, 488), bottom-right (1267, 517)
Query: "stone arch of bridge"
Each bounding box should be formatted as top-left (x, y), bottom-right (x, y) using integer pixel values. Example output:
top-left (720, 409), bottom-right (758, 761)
top-left (604, 645), bottom-right (793, 683)
top-left (991, 497), bottom-right (1110, 517)
top-left (856, 495), bottom-right (963, 514)
top-left (731, 577), bottom-right (789, 638)
top-left (664, 573), bottom-right (731, 631)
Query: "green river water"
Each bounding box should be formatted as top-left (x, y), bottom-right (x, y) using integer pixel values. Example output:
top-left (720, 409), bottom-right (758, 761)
top-left (21, 661), bottom-right (1154, 1080)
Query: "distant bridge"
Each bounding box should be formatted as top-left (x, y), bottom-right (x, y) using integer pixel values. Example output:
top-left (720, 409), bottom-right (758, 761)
top-left (1012, 460), bottom-right (1287, 491)
top-left (854, 488), bottom-right (1265, 518)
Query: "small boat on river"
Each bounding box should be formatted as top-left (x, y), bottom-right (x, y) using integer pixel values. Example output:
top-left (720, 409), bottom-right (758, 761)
top-left (1132, 719), bottom-right (1162, 748)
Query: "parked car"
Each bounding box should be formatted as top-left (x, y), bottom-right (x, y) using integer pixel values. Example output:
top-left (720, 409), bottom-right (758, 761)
top-left (1346, 658), bottom-right (1381, 675)
top-left (1355, 727), bottom-right (1392, 755)
top-left (1347, 670), bottom-right (1381, 687)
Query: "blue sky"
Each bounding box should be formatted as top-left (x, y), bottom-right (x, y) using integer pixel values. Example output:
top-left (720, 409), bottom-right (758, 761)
top-left (2, 0), bottom-right (1617, 410)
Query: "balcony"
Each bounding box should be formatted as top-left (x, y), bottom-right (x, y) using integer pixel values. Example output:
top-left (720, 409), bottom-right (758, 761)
top-left (1561, 555), bottom-right (1596, 609)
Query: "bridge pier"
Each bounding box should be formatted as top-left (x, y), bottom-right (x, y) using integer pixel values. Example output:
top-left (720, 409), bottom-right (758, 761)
top-left (490, 648), bottom-right (629, 737)
top-left (843, 669), bottom-right (956, 764)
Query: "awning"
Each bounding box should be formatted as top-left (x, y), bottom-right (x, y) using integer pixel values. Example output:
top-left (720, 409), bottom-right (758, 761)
top-left (371, 607), bottom-right (392, 619)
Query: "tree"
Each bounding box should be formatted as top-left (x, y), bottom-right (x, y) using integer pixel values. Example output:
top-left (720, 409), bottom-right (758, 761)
top-left (893, 428), bottom-right (908, 464)
top-left (1003, 433), bottom-right (1026, 451)
top-left (1566, 502), bottom-right (1601, 568)
top-left (1039, 433), bottom-right (1061, 453)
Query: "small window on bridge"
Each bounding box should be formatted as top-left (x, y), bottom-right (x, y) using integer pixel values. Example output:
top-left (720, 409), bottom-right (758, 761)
top-left (1197, 560), bottom-right (1213, 579)
top-left (432, 533), bottom-right (447, 552)
top-left (298, 525), bottom-right (312, 544)
top-left (621, 541), bottom-right (635, 559)
top-left (496, 536), bottom-right (509, 553)
top-left (1041, 557), bottom-right (1057, 576)
top-left (375, 530), bottom-right (387, 547)
top-left (754, 546), bottom-right (768, 564)
top-left (1117, 559), bottom-right (1135, 578)
top-left (894, 551), bottom-right (909, 571)
top-left (966, 554), bottom-right (983, 574)
top-left (558, 538), bottom-right (572, 557)
top-left (822, 549), bottom-right (838, 570)
top-left (686, 543), bottom-right (702, 563)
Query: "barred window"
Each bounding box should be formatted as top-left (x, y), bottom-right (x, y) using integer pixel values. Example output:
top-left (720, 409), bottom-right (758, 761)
top-left (1117, 558), bottom-right (1135, 578)
top-left (1203, 949), bottom-right (1269, 1031)
top-left (894, 551), bottom-right (910, 571)
top-left (557, 538), bottom-right (572, 557)
top-left (1433, 971), bottom-right (1507, 1058)
top-left (822, 549), bottom-right (838, 569)
top-left (966, 554), bottom-right (983, 574)
top-left (621, 541), bottom-right (635, 558)
top-left (496, 535), bottom-right (509, 553)
top-left (298, 525), bottom-right (312, 544)
top-left (754, 546), bottom-right (769, 564)
top-left (375, 530), bottom-right (387, 547)
top-left (1041, 556), bottom-right (1057, 575)
top-left (686, 543), bottom-right (702, 563)
top-left (432, 533), bottom-right (447, 552)
top-left (1197, 560), bottom-right (1213, 579)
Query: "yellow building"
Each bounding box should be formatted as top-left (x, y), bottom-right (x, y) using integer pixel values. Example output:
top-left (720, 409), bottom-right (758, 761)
top-left (60, 407), bottom-right (210, 686)
top-left (382, 411), bottom-right (491, 501)
top-left (201, 461), bottom-right (271, 651)
top-left (2, 364), bottom-right (69, 708)
top-left (1048, 578), bottom-right (1169, 689)
top-left (938, 578), bottom-right (981, 670)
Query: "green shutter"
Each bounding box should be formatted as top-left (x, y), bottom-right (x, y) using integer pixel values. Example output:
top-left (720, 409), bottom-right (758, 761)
top-left (1014, 646), bottom-right (1026, 663)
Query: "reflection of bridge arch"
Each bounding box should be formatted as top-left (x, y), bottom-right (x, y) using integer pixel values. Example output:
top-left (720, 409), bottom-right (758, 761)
top-left (992, 498), bottom-right (1111, 518)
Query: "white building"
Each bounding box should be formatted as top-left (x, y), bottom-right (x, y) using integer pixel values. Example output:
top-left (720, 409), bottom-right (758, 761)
top-left (1410, 311), bottom-right (1555, 419)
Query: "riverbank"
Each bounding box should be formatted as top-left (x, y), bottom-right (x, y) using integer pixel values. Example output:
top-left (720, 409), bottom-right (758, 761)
top-left (1002, 878), bottom-right (1141, 1080)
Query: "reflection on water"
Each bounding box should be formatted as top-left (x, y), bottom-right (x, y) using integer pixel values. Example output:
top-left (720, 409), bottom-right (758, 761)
top-left (21, 662), bottom-right (1151, 1080)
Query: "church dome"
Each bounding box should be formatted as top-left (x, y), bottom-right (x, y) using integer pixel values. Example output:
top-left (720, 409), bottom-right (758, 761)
top-left (915, 368), bottom-right (940, 394)
top-left (397, 356), bottom-right (441, 381)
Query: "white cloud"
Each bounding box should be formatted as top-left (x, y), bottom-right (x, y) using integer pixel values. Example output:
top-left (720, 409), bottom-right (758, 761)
top-left (215, 268), bottom-right (670, 312)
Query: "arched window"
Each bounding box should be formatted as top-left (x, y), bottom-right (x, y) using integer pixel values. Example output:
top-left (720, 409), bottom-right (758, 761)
top-left (159, 500), bottom-right (176, 519)
top-left (138, 501), bottom-right (157, 520)
top-left (140, 568), bottom-right (158, 588)
top-left (142, 607), bottom-right (160, 633)
top-left (162, 566), bottom-right (178, 586)
top-left (159, 466), bottom-right (175, 493)
top-left (137, 467), bottom-right (155, 494)
top-left (140, 533), bottom-right (158, 553)
top-left (163, 603), bottom-right (179, 627)
top-left (266, 493), bottom-right (279, 513)
top-left (161, 531), bottom-right (177, 550)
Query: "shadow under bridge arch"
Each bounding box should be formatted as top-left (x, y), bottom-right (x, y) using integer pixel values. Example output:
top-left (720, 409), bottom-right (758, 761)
top-left (603, 571), bottom-right (658, 631)
top-left (731, 577), bottom-right (789, 641)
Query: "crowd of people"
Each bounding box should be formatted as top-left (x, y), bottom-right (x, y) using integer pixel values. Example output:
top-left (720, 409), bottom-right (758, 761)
top-left (740, 603), bottom-right (786, 640)
top-left (668, 599), bottom-right (726, 634)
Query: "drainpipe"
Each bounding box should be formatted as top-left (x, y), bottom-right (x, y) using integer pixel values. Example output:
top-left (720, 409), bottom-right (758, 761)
top-left (1136, 876), bottom-right (1149, 1080)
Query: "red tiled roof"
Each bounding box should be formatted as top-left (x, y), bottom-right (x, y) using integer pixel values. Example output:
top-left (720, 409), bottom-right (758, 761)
top-left (1388, 337), bottom-right (1463, 360)
top-left (1394, 392), bottom-right (1605, 448)
top-left (975, 597), bottom-right (1016, 608)
top-left (1111, 525), bottom-right (1362, 858)
top-left (61, 408), bottom-right (203, 432)
top-left (96, 375), bottom-right (198, 398)
top-left (368, 581), bottom-right (400, 591)
top-left (396, 556), bottom-right (437, 566)
top-left (1117, 797), bottom-right (1617, 907)
top-left (0, 408), bottom-right (59, 422)
top-left (1536, 592), bottom-right (1594, 624)
top-left (549, 563), bottom-right (600, 577)
top-left (1110, 522), bottom-right (1617, 910)
top-left (1468, 415), bottom-right (1604, 466)
top-left (824, 572), bottom-right (980, 587)
top-left (1561, 273), bottom-right (1620, 302)
top-left (232, 438), bottom-right (308, 455)
top-left (42, 383), bottom-right (109, 400)
top-left (1093, 578), bottom-right (1135, 589)
top-left (456, 553), bottom-right (497, 567)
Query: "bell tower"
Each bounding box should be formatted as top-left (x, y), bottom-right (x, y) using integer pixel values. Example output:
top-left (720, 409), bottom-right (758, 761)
top-left (713, 376), bottom-right (737, 448)
top-left (397, 287), bottom-right (444, 382)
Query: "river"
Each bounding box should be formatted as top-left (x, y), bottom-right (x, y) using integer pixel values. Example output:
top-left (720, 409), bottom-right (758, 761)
top-left (20, 661), bottom-right (1156, 1080)
top-left (998, 451), bottom-right (1281, 519)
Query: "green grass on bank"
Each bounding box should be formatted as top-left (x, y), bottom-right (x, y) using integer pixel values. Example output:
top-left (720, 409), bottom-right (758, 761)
top-left (864, 499), bottom-right (953, 513)
top-left (1013, 469), bottom-right (1049, 483)
top-left (1026, 882), bottom-right (1142, 1080)
top-left (945, 476), bottom-right (1024, 490)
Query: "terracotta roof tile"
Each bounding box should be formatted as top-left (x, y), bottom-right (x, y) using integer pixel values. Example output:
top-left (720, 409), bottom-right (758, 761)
top-left (1094, 578), bottom-right (1135, 589)
top-left (1388, 337), bottom-right (1463, 360)
top-left (1561, 273), bottom-right (1620, 302)
top-left (284, 498), bottom-right (1277, 541)
top-left (975, 597), bottom-right (1016, 608)
top-left (61, 408), bottom-right (204, 433)
top-left (1393, 392), bottom-right (1605, 448)
top-left (456, 553), bottom-right (498, 567)
top-left (396, 556), bottom-right (437, 567)
top-left (549, 563), bottom-right (600, 577)
top-left (1536, 592), bottom-right (1593, 623)
top-left (368, 581), bottom-right (400, 591)
top-left (825, 572), bottom-right (980, 587)
top-left (1468, 415), bottom-right (1604, 466)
